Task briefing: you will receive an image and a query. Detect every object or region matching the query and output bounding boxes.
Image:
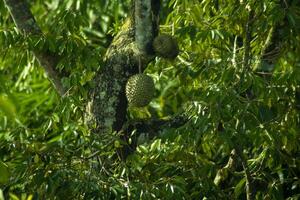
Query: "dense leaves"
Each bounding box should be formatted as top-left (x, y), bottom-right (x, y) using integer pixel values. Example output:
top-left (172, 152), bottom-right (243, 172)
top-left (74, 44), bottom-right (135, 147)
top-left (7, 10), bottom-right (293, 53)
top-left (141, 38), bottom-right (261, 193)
top-left (0, 0), bottom-right (300, 199)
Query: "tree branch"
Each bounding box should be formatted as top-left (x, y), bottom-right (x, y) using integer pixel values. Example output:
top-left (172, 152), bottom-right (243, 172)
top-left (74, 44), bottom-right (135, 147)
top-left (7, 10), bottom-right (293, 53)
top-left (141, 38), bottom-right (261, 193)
top-left (117, 115), bottom-right (188, 159)
top-left (239, 153), bottom-right (255, 200)
top-left (4, 0), bottom-right (66, 96)
top-left (135, 0), bottom-right (154, 55)
top-left (86, 0), bottom-right (160, 134)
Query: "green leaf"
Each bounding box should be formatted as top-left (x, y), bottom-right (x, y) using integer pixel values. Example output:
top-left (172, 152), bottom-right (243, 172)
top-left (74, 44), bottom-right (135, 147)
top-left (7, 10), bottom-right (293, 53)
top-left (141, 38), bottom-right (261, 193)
top-left (150, 139), bottom-right (161, 152)
top-left (0, 189), bottom-right (4, 200)
top-left (8, 193), bottom-right (19, 200)
top-left (137, 145), bottom-right (148, 154)
top-left (0, 161), bottom-right (10, 184)
top-left (234, 177), bottom-right (246, 198)
top-left (0, 94), bottom-right (16, 118)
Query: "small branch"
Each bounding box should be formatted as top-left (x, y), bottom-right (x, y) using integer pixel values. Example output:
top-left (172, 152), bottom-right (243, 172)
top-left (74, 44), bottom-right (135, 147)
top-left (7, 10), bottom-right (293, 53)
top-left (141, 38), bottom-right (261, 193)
top-left (4, 0), bottom-right (66, 96)
top-left (34, 52), bottom-right (66, 96)
top-left (239, 9), bottom-right (254, 91)
top-left (242, 10), bottom-right (254, 71)
top-left (253, 27), bottom-right (274, 70)
top-left (231, 36), bottom-right (238, 68)
top-left (254, 71), bottom-right (273, 76)
top-left (242, 160), bottom-right (254, 200)
top-left (117, 115), bottom-right (189, 159)
top-left (241, 11), bottom-right (253, 72)
top-left (125, 115), bottom-right (188, 138)
top-left (235, 148), bottom-right (255, 200)
top-left (84, 150), bottom-right (101, 160)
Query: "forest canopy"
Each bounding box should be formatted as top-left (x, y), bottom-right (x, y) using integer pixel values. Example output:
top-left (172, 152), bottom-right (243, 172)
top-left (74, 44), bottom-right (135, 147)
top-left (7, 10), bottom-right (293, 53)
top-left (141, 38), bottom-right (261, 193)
top-left (0, 0), bottom-right (300, 199)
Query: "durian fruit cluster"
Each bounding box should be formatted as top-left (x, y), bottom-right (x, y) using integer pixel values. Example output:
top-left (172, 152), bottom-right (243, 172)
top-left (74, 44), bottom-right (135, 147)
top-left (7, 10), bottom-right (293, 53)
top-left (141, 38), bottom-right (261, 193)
top-left (125, 34), bottom-right (179, 107)
top-left (126, 74), bottom-right (155, 107)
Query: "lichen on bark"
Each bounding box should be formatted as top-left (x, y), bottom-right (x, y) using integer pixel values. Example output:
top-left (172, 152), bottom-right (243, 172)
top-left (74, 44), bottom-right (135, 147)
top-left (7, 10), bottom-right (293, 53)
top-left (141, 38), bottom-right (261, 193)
top-left (86, 19), bottom-right (139, 134)
top-left (86, 0), bottom-right (160, 135)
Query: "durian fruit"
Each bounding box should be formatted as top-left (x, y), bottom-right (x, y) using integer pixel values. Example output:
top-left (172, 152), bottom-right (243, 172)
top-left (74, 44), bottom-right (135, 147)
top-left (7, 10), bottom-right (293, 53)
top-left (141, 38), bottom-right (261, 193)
top-left (126, 74), bottom-right (155, 107)
top-left (153, 34), bottom-right (179, 59)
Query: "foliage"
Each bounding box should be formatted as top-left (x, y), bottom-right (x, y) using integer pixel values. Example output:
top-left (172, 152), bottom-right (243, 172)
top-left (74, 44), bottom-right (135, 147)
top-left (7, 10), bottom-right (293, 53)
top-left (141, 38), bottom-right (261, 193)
top-left (1, 0), bottom-right (300, 199)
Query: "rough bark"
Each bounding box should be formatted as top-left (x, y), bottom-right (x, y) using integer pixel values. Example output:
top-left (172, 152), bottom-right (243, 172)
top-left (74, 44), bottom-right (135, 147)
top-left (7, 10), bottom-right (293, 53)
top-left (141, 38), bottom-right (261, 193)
top-left (4, 0), bottom-right (66, 96)
top-left (86, 0), bottom-right (160, 135)
top-left (86, 19), bottom-right (138, 134)
top-left (135, 0), bottom-right (154, 55)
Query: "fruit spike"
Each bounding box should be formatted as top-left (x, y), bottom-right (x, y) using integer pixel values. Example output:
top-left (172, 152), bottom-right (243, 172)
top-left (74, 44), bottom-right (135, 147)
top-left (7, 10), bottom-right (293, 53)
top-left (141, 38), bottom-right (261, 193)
top-left (126, 74), bottom-right (155, 107)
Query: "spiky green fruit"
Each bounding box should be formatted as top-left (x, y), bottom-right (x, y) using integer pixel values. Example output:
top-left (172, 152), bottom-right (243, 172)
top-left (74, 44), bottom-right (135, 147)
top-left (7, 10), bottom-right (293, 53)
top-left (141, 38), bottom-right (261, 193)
top-left (153, 34), bottom-right (179, 59)
top-left (126, 74), bottom-right (155, 107)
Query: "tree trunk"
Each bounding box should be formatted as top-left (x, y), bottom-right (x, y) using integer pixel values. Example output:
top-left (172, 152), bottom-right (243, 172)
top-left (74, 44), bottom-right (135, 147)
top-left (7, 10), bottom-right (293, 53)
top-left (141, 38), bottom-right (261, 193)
top-left (85, 1), bottom-right (160, 137)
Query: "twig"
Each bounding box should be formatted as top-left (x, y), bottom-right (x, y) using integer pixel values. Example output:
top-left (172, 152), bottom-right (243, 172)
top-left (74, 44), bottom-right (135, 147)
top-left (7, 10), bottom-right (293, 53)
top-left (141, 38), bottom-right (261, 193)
top-left (4, 0), bottom-right (66, 96)
top-left (84, 150), bottom-right (101, 160)
top-left (239, 10), bottom-right (254, 88)
top-left (117, 115), bottom-right (189, 159)
top-left (235, 148), bottom-right (255, 200)
top-left (242, 10), bottom-right (254, 72)
top-left (254, 71), bottom-right (272, 76)
top-left (242, 158), bottom-right (254, 200)
top-left (253, 27), bottom-right (274, 70)
top-left (231, 36), bottom-right (238, 68)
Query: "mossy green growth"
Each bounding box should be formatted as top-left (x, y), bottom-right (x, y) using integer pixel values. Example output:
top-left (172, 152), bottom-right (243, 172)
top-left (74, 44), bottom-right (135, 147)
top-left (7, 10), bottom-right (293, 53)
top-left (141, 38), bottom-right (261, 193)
top-left (126, 74), bottom-right (155, 107)
top-left (153, 34), bottom-right (179, 59)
